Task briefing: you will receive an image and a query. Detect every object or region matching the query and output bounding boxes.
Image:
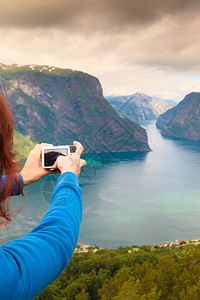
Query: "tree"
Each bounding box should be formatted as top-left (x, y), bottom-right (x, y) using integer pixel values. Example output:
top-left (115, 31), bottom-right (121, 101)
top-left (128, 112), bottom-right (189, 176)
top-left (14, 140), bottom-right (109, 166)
top-left (98, 269), bottom-right (130, 299)
top-left (75, 289), bottom-right (90, 300)
top-left (156, 255), bottom-right (177, 298)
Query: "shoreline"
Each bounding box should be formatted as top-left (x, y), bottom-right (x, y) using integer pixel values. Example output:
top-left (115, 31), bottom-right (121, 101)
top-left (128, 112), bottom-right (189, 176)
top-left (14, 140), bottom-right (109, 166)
top-left (77, 238), bottom-right (200, 253)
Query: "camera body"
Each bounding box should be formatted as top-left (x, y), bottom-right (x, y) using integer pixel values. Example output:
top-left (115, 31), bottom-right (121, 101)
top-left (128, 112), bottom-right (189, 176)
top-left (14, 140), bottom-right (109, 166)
top-left (42, 145), bottom-right (77, 169)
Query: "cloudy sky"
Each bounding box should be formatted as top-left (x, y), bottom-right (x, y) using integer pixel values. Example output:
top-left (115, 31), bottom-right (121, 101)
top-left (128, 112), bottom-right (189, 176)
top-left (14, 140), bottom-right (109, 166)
top-left (1, 0), bottom-right (200, 101)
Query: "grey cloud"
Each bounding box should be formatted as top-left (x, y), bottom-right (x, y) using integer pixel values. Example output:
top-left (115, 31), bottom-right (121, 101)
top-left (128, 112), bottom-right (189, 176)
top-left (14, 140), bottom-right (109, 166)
top-left (0, 0), bottom-right (200, 30)
top-left (1, 0), bottom-right (200, 101)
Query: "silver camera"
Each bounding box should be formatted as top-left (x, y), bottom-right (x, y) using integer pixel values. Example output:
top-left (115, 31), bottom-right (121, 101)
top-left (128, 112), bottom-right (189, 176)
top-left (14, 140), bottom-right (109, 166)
top-left (42, 145), bottom-right (77, 169)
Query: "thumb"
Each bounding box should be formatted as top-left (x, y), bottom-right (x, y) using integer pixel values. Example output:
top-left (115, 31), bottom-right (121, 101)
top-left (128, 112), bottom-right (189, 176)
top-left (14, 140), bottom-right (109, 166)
top-left (51, 161), bottom-right (58, 170)
top-left (80, 159), bottom-right (86, 168)
top-left (51, 155), bottom-right (62, 170)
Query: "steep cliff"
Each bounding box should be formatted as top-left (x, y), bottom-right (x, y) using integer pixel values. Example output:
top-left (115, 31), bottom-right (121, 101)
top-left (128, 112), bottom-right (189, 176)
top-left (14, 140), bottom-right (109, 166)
top-left (106, 93), bottom-right (176, 123)
top-left (0, 63), bottom-right (151, 152)
top-left (156, 92), bottom-right (200, 140)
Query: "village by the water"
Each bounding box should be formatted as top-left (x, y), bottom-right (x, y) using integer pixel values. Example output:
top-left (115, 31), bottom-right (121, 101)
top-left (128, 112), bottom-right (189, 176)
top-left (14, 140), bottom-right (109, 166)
top-left (76, 238), bottom-right (200, 253)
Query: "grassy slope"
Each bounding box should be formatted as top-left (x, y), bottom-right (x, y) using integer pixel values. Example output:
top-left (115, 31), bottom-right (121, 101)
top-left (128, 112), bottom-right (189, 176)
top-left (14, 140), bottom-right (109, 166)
top-left (13, 130), bottom-right (36, 160)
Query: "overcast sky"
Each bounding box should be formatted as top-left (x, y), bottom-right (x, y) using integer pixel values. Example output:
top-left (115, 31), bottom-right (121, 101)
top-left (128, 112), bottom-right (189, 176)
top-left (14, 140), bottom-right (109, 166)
top-left (1, 0), bottom-right (200, 101)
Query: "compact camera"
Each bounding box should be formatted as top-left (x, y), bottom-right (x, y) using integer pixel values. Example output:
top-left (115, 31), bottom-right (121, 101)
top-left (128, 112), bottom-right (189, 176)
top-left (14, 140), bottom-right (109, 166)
top-left (42, 145), bottom-right (77, 169)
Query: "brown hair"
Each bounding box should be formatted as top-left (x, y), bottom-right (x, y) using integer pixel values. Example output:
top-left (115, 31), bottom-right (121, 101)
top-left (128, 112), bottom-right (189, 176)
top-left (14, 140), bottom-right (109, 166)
top-left (0, 94), bottom-right (24, 223)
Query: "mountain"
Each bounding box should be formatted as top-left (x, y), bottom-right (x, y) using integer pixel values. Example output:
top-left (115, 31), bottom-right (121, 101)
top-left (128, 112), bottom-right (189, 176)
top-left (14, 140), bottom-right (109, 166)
top-left (156, 92), bottom-right (200, 140)
top-left (13, 130), bottom-right (36, 160)
top-left (106, 93), bottom-right (176, 123)
top-left (0, 63), bottom-right (151, 153)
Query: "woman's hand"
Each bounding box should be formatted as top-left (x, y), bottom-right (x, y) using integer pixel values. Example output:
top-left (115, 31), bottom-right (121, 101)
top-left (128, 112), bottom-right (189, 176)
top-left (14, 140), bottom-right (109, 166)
top-left (20, 143), bottom-right (59, 186)
top-left (52, 141), bottom-right (86, 177)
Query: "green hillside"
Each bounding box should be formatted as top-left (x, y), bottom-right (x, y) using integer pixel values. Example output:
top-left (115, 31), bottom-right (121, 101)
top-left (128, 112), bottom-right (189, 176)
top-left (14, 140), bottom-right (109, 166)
top-left (13, 130), bottom-right (36, 160)
top-left (35, 243), bottom-right (200, 300)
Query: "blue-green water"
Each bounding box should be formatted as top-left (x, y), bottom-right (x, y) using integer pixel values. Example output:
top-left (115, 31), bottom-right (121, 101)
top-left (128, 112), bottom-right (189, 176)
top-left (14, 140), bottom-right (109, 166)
top-left (1, 120), bottom-right (200, 248)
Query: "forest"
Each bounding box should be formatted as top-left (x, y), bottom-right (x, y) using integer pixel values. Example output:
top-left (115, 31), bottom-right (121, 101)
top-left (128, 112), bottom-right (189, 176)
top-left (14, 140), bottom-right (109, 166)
top-left (35, 243), bottom-right (200, 299)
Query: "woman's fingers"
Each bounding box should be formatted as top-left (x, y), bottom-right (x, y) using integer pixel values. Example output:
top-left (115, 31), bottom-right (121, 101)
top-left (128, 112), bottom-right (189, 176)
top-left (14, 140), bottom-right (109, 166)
top-left (73, 141), bottom-right (84, 156)
top-left (33, 142), bottom-right (84, 159)
top-left (80, 159), bottom-right (86, 168)
top-left (33, 143), bottom-right (53, 151)
top-left (76, 159), bottom-right (86, 177)
top-left (30, 142), bottom-right (85, 175)
top-left (33, 143), bottom-right (53, 158)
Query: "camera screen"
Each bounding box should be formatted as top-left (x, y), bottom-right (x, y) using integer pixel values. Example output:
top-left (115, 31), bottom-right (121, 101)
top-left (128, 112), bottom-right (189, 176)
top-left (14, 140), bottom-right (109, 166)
top-left (44, 148), bottom-right (68, 167)
top-left (69, 145), bottom-right (77, 153)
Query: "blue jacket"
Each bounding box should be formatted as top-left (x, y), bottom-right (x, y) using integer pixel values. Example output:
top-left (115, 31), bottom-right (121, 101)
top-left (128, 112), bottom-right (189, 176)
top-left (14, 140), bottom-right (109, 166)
top-left (0, 172), bottom-right (82, 299)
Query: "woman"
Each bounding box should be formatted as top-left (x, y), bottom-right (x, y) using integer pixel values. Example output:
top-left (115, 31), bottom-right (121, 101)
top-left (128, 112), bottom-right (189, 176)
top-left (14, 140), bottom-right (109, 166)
top-left (0, 94), bottom-right (86, 299)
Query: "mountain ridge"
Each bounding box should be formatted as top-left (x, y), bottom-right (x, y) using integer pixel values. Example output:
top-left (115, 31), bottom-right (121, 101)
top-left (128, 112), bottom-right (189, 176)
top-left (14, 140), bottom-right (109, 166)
top-left (156, 92), bottom-right (200, 140)
top-left (0, 63), bottom-right (151, 153)
top-left (106, 92), bottom-right (176, 123)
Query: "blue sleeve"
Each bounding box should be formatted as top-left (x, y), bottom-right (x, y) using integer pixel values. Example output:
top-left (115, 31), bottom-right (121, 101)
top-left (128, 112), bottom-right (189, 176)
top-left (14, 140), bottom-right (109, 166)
top-left (0, 171), bottom-right (82, 300)
top-left (0, 174), bottom-right (24, 196)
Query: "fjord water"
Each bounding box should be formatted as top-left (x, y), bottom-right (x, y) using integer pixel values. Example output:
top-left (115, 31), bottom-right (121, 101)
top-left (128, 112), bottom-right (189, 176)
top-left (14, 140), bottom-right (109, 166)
top-left (1, 120), bottom-right (200, 248)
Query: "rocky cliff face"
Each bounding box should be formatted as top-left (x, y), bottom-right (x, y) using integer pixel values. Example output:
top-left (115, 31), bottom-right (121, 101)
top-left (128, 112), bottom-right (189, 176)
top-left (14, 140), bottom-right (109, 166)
top-left (106, 93), bottom-right (176, 123)
top-left (156, 92), bottom-right (200, 140)
top-left (0, 63), bottom-right (151, 152)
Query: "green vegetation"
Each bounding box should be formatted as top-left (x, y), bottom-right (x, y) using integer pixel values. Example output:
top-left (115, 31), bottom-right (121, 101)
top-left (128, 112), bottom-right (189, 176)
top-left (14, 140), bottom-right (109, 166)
top-left (35, 243), bottom-right (200, 299)
top-left (13, 130), bottom-right (36, 160)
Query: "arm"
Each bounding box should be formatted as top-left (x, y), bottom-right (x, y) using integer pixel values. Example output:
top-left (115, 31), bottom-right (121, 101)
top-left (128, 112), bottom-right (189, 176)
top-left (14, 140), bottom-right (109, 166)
top-left (0, 174), bottom-right (24, 196)
top-left (0, 171), bottom-right (82, 300)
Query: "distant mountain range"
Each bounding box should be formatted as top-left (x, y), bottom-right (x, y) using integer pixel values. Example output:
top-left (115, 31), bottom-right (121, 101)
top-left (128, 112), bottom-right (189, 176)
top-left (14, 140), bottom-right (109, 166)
top-left (156, 92), bottom-right (200, 141)
top-left (0, 63), bottom-right (151, 153)
top-left (106, 93), bottom-right (176, 123)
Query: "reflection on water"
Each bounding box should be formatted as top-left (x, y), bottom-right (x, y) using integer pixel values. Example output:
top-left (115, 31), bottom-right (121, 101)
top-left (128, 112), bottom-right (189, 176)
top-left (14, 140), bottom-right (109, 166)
top-left (1, 120), bottom-right (200, 248)
top-left (80, 151), bottom-right (148, 188)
